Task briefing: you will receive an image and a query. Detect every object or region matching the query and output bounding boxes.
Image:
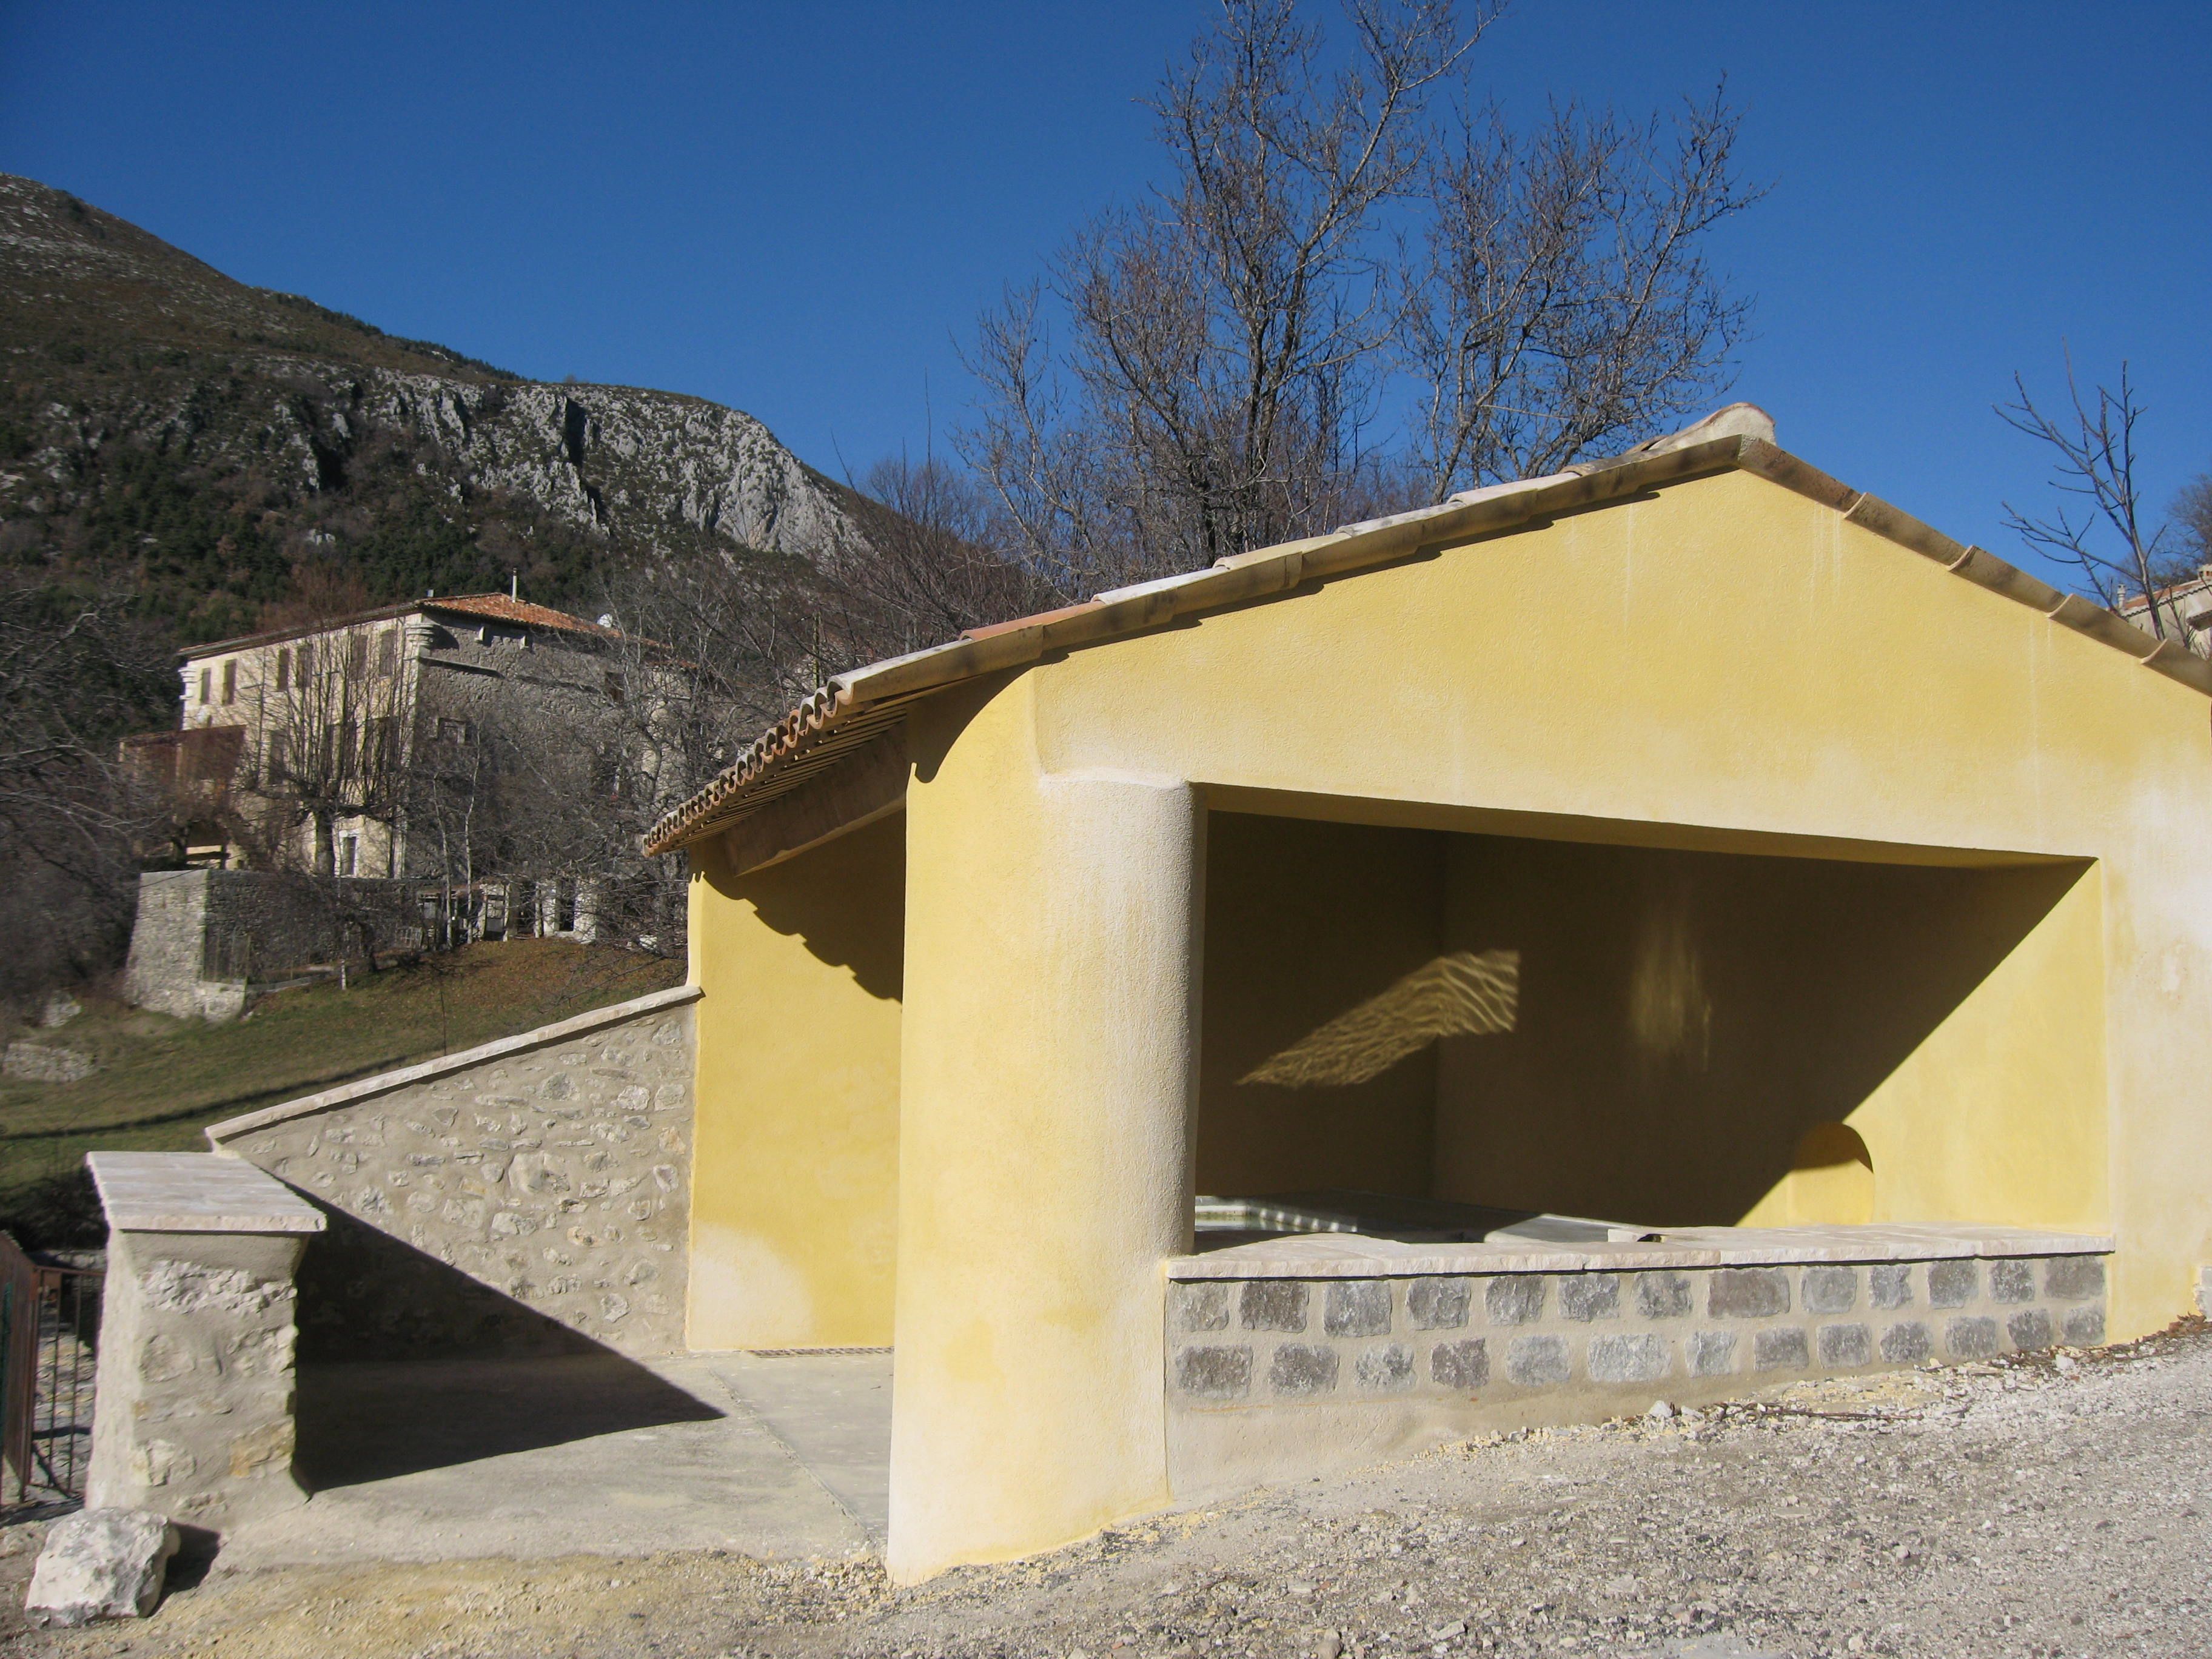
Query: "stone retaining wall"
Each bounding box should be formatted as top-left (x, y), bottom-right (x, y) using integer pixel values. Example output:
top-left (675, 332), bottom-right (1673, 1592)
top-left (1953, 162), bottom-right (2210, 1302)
top-left (208, 985), bottom-right (699, 1359)
top-left (125, 868), bottom-right (424, 1021)
top-left (1165, 1252), bottom-right (2106, 1500)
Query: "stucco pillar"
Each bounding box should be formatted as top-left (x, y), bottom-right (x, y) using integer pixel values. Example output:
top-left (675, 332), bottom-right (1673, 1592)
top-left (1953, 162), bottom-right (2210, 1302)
top-left (84, 1153), bottom-right (324, 1545)
top-left (890, 680), bottom-right (1202, 1582)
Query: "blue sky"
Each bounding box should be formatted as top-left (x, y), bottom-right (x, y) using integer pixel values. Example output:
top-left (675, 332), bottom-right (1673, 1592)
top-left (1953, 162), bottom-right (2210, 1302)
top-left (4, 2), bottom-right (2209, 583)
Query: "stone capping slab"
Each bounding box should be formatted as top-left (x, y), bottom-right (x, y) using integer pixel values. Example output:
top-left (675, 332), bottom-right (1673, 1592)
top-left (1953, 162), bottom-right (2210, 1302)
top-left (202, 982), bottom-right (703, 1144)
top-left (1165, 1222), bottom-right (2113, 1281)
top-left (86, 1150), bottom-right (327, 1234)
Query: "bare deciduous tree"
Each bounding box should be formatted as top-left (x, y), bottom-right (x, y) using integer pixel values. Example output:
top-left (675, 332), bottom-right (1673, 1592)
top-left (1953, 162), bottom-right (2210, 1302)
top-left (822, 456), bottom-right (1063, 660)
top-left (960, 0), bottom-right (1757, 597)
top-left (250, 618), bottom-right (409, 874)
top-left (2170, 470), bottom-right (2212, 571)
top-left (1404, 88), bottom-right (1758, 497)
top-left (0, 578), bottom-right (173, 1002)
top-left (1999, 355), bottom-right (2197, 643)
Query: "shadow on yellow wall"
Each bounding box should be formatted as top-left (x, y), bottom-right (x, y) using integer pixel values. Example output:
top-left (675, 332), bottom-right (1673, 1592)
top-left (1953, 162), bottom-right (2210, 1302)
top-left (1198, 811), bottom-right (2100, 1233)
top-left (686, 813), bottom-right (907, 1349)
top-left (1745, 1122), bottom-right (1876, 1225)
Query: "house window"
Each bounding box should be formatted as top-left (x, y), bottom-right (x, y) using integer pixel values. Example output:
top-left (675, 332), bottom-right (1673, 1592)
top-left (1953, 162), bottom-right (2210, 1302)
top-left (275, 648), bottom-right (290, 692)
top-left (337, 834), bottom-right (359, 877)
top-left (375, 628), bottom-right (398, 677)
top-left (346, 631), bottom-right (369, 678)
top-left (221, 659), bottom-right (236, 705)
top-left (198, 666), bottom-right (211, 704)
top-left (332, 720), bottom-right (355, 780)
top-left (366, 714), bottom-right (397, 777)
top-left (436, 717), bottom-right (472, 744)
top-left (297, 640), bottom-right (314, 679)
top-left (264, 731), bottom-right (287, 785)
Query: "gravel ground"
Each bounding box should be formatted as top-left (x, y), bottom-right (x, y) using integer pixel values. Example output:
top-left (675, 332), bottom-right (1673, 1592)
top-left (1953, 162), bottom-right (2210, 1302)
top-left (4, 1320), bottom-right (2207, 1659)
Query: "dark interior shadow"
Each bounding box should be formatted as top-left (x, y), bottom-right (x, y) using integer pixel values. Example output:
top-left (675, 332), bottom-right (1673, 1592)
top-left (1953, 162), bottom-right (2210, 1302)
top-left (1196, 811), bottom-right (2097, 1227)
top-left (289, 1207), bottom-right (721, 1490)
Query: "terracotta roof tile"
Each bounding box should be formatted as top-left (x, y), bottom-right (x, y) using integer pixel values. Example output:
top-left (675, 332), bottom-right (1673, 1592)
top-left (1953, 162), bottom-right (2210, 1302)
top-left (422, 594), bottom-right (622, 640)
top-left (182, 593), bottom-right (621, 659)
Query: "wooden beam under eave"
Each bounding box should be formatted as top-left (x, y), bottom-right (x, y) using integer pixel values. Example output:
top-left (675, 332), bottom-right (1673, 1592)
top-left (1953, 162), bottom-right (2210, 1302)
top-left (717, 731), bottom-right (908, 879)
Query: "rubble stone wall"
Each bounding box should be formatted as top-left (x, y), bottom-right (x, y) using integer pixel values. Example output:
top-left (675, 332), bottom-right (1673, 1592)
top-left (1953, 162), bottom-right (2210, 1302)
top-left (212, 985), bottom-right (699, 1358)
top-left (85, 1229), bottom-right (309, 1539)
top-left (1166, 1252), bottom-right (2108, 1500)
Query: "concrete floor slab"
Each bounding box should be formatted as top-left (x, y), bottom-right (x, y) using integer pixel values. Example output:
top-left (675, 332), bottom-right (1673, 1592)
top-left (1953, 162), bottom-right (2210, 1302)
top-left (707, 1350), bottom-right (894, 1541)
top-left (218, 1352), bottom-right (879, 1569)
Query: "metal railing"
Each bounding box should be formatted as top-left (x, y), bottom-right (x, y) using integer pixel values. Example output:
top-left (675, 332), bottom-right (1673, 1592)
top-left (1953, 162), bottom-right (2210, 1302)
top-left (0, 1233), bottom-right (102, 1506)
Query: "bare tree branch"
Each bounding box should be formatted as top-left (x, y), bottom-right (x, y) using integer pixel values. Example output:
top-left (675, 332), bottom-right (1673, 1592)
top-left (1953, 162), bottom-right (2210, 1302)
top-left (957, 0), bottom-right (1755, 596)
top-left (1998, 354), bottom-right (2194, 645)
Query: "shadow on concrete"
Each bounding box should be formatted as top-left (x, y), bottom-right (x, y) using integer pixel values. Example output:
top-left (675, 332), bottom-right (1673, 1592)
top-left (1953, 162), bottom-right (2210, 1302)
top-left (294, 1351), bottom-right (723, 1490)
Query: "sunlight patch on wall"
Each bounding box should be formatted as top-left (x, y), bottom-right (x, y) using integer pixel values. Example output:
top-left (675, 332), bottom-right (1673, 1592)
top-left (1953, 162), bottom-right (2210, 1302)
top-left (1629, 893), bottom-right (1712, 1074)
top-left (688, 1224), bottom-right (815, 1350)
top-left (1240, 949), bottom-right (1519, 1088)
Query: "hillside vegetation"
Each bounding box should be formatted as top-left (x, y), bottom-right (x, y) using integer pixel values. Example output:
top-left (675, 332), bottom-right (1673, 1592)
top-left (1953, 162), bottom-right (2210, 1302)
top-left (0, 171), bottom-right (859, 641)
top-left (0, 939), bottom-right (682, 1247)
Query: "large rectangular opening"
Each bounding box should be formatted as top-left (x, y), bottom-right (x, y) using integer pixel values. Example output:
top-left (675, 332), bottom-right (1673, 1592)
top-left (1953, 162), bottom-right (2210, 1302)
top-left (1195, 809), bottom-right (2103, 1243)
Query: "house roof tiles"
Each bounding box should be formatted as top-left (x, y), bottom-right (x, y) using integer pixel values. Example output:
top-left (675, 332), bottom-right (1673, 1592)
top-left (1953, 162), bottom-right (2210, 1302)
top-left (180, 593), bottom-right (620, 660)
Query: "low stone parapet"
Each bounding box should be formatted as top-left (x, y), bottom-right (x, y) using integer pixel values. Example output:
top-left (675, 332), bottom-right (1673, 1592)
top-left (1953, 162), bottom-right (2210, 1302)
top-left (1164, 1223), bottom-right (2110, 1500)
top-left (82, 1152), bottom-right (324, 1544)
top-left (207, 983), bottom-right (699, 1358)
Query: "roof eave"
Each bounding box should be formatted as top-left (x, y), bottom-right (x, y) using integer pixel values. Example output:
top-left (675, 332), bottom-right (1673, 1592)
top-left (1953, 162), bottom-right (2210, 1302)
top-left (643, 433), bottom-right (2211, 857)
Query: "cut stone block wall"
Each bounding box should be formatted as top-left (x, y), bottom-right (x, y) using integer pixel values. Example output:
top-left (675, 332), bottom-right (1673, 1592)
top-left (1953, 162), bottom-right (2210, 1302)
top-left (1166, 1251), bottom-right (2107, 1500)
top-left (209, 985), bottom-right (699, 1358)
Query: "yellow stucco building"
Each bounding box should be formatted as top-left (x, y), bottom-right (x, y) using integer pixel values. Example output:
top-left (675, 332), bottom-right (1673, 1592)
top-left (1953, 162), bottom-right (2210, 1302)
top-left (647, 407), bottom-right (2212, 1582)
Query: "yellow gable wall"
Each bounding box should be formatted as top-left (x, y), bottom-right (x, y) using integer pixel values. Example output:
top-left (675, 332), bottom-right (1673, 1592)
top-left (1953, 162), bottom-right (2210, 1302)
top-left (685, 811), bottom-right (904, 1350)
top-left (1008, 468), bottom-right (2211, 1344)
top-left (705, 463), bottom-right (2211, 1580)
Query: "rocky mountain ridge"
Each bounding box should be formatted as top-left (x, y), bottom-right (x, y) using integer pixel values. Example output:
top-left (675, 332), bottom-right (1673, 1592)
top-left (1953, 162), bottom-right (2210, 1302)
top-left (0, 172), bottom-right (861, 639)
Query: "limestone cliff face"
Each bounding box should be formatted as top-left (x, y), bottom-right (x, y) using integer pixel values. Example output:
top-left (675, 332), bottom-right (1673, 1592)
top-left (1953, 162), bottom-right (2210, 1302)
top-left (269, 368), bottom-right (857, 562)
top-left (0, 172), bottom-right (860, 636)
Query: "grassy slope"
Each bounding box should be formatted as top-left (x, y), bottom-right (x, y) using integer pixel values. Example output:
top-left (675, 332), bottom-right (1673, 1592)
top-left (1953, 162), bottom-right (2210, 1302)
top-left (0, 939), bottom-right (682, 1245)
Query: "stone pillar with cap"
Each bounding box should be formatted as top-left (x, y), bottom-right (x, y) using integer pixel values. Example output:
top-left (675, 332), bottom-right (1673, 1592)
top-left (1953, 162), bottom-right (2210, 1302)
top-left (82, 1151), bottom-right (324, 1541)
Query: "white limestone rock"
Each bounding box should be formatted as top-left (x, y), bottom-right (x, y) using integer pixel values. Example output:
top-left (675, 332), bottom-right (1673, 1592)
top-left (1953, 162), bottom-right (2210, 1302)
top-left (2, 1041), bottom-right (95, 1083)
top-left (23, 1508), bottom-right (178, 1627)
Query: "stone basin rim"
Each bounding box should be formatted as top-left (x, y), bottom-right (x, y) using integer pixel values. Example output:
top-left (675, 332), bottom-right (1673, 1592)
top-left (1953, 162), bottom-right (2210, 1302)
top-left (1165, 1222), bottom-right (2115, 1279)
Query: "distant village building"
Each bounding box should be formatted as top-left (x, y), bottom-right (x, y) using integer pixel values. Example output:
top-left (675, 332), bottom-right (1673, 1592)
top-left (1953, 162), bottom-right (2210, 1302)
top-left (2117, 568), bottom-right (2212, 648)
top-left (121, 592), bottom-right (657, 966)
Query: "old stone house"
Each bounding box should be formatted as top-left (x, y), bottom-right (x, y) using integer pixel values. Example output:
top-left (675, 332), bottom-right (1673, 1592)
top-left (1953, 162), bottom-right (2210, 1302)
top-left (132, 592), bottom-right (646, 928)
top-left (2119, 567), bottom-right (2212, 651)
